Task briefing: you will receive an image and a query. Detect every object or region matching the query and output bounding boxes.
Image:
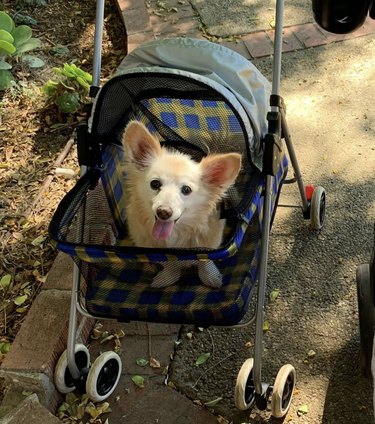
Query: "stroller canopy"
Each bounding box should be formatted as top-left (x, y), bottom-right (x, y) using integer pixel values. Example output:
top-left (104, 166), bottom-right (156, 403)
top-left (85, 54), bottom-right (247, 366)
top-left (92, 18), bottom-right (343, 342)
top-left (90, 38), bottom-right (271, 171)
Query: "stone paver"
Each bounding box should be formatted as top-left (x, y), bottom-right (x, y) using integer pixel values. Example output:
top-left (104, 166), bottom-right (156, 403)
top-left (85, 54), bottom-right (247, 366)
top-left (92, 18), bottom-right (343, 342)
top-left (102, 377), bottom-right (218, 424)
top-left (1, 394), bottom-right (60, 424)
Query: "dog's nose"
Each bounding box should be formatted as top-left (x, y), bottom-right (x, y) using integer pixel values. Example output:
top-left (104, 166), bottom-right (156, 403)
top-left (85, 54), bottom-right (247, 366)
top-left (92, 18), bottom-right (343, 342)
top-left (156, 207), bottom-right (173, 220)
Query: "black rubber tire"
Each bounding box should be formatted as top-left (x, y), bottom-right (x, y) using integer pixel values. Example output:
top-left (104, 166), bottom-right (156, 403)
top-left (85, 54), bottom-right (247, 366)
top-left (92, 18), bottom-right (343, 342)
top-left (356, 263), bottom-right (374, 378)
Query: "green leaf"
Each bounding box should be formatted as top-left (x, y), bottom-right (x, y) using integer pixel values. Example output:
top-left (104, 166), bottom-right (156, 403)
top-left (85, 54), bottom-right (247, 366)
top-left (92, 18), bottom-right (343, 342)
top-left (50, 45), bottom-right (69, 56)
top-left (11, 25), bottom-right (32, 48)
top-left (21, 54), bottom-right (44, 68)
top-left (0, 40), bottom-right (16, 55)
top-left (0, 29), bottom-right (14, 44)
top-left (14, 294), bottom-right (28, 306)
top-left (136, 358), bottom-right (148, 367)
top-left (195, 352), bottom-right (211, 366)
top-left (55, 92), bottom-right (80, 114)
top-left (31, 235), bottom-right (46, 246)
top-left (297, 404), bottom-right (309, 416)
top-left (269, 289), bottom-right (280, 302)
top-left (15, 37), bottom-right (41, 54)
top-left (0, 69), bottom-right (14, 90)
top-left (42, 79), bottom-right (58, 96)
top-left (0, 60), bottom-right (11, 70)
top-left (131, 375), bottom-right (145, 388)
top-left (0, 274), bottom-right (11, 289)
top-left (0, 12), bottom-right (15, 34)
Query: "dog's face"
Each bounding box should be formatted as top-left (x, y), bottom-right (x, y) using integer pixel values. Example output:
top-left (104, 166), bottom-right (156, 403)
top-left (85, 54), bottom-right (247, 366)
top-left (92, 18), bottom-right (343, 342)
top-left (123, 121), bottom-right (241, 241)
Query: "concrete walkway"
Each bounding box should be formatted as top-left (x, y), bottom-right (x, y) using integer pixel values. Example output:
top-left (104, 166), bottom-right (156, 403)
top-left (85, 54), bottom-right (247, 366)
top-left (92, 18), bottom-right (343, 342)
top-left (1, 1), bottom-right (374, 423)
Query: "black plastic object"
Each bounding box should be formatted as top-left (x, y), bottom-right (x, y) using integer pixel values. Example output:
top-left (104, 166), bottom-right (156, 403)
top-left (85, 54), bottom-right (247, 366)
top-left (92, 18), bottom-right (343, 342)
top-left (312, 0), bottom-right (371, 34)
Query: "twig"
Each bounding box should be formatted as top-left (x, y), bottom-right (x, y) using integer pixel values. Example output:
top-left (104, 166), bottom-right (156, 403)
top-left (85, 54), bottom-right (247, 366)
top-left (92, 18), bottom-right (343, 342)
top-left (207, 328), bottom-right (215, 358)
top-left (192, 351), bottom-right (235, 389)
top-left (146, 323), bottom-right (152, 359)
top-left (25, 136), bottom-right (75, 218)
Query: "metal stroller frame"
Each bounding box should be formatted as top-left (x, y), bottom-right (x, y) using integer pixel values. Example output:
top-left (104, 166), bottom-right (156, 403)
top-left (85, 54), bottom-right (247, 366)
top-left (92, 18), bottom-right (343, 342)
top-left (53, 0), bottom-right (326, 416)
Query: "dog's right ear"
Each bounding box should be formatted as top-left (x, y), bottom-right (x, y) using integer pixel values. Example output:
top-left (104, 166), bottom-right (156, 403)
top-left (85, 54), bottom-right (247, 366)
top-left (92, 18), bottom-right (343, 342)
top-left (123, 121), bottom-right (162, 169)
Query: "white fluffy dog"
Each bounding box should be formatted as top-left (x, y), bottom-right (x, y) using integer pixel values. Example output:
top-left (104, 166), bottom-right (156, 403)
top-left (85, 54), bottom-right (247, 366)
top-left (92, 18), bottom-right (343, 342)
top-left (123, 120), bottom-right (241, 288)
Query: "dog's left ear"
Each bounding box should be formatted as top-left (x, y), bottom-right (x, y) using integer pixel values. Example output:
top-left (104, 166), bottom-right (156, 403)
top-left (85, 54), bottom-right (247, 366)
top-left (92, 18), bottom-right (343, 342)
top-left (200, 153), bottom-right (242, 189)
top-left (123, 121), bottom-right (162, 169)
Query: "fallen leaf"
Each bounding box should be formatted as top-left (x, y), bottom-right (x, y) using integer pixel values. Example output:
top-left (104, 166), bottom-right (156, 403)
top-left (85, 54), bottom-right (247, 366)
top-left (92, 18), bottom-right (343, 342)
top-left (0, 275), bottom-right (11, 290)
top-left (0, 343), bottom-right (10, 354)
top-left (263, 321), bottom-right (270, 331)
top-left (195, 352), bottom-right (210, 366)
top-left (269, 289), bottom-right (280, 302)
top-left (31, 235), bottom-right (46, 246)
top-left (14, 294), bottom-right (28, 306)
top-left (297, 404), bottom-right (309, 416)
top-left (136, 358), bottom-right (148, 367)
top-left (149, 357), bottom-right (161, 368)
top-left (131, 375), bottom-right (145, 388)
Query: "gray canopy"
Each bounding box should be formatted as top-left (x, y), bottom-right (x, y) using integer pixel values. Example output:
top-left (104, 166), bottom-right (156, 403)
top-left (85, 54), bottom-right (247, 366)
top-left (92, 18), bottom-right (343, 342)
top-left (115, 38), bottom-right (271, 170)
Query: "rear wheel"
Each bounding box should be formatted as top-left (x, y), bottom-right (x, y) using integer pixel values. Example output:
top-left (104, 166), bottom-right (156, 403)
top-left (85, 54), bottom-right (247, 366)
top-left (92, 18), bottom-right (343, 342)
top-left (54, 344), bottom-right (90, 394)
top-left (356, 264), bottom-right (374, 377)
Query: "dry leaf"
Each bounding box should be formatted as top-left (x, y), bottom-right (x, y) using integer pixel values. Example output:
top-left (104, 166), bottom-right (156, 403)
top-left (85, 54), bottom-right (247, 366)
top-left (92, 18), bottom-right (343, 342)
top-left (149, 357), bottom-right (161, 368)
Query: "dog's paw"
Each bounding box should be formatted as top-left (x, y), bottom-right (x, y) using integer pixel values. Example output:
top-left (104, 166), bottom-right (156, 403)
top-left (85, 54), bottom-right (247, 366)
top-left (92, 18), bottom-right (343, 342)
top-left (198, 261), bottom-right (222, 288)
top-left (151, 264), bottom-right (181, 288)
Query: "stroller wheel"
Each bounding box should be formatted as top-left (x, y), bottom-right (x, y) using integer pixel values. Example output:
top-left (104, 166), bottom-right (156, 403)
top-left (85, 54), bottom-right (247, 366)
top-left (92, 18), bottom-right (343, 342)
top-left (270, 364), bottom-right (296, 418)
top-left (234, 358), bottom-right (255, 411)
top-left (54, 344), bottom-right (90, 394)
top-left (310, 186), bottom-right (326, 230)
top-left (86, 351), bottom-right (122, 402)
top-left (356, 263), bottom-right (374, 378)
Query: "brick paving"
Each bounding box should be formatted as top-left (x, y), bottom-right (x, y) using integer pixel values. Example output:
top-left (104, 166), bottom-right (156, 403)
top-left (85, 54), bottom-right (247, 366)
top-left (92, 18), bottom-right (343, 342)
top-left (118, 0), bottom-right (375, 57)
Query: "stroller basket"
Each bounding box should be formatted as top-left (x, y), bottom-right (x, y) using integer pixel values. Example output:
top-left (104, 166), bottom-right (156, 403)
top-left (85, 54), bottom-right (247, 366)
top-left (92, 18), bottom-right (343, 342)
top-left (49, 147), bottom-right (287, 326)
top-left (49, 39), bottom-right (289, 326)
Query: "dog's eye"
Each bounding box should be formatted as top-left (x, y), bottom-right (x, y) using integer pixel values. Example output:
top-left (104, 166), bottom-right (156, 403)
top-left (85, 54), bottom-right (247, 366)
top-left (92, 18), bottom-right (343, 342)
top-left (181, 185), bottom-right (192, 195)
top-left (150, 179), bottom-right (161, 190)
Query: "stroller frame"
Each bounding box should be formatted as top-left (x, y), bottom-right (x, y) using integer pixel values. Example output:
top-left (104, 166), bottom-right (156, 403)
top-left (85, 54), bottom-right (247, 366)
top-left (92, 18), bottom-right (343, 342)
top-left (55, 0), bottom-right (326, 416)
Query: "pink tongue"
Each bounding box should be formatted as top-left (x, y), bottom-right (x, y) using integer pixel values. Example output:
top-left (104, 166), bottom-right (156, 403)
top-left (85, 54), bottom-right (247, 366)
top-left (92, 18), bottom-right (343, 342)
top-left (152, 220), bottom-right (174, 240)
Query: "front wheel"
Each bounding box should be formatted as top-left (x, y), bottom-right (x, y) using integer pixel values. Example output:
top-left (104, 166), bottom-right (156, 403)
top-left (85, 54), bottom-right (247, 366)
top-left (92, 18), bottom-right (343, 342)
top-left (86, 351), bottom-right (122, 402)
top-left (310, 186), bottom-right (326, 230)
top-left (234, 358), bottom-right (255, 411)
top-left (271, 364), bottom-right (296, 418)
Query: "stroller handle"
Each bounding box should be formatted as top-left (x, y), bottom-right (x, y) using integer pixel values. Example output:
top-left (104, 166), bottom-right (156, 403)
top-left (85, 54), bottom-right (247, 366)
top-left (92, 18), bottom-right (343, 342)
top-left (91, 0), bottom-right (105, 95)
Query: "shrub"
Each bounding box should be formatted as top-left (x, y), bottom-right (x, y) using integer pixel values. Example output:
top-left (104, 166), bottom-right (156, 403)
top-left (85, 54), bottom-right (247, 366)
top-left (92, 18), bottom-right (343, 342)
top-left (42, 63), bottom-right (92, 114)
top-left (0, 11), bottom-right (44, 90)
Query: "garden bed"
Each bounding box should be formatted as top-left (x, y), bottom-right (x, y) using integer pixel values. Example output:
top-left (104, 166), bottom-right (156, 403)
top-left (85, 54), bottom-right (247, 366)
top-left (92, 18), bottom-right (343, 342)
top-left (0, 0), bottom-right (127, 374)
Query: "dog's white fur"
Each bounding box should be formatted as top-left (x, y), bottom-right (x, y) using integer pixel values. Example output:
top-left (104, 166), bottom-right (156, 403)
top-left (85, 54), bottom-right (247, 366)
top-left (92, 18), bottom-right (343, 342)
top-left (122, 120), bottom-right (241, 288)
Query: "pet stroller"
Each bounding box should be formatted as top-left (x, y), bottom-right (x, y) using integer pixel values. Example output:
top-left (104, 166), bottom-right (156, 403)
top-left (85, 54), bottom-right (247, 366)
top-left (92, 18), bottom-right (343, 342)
top-left (49, 0), bottom-right (326, 417)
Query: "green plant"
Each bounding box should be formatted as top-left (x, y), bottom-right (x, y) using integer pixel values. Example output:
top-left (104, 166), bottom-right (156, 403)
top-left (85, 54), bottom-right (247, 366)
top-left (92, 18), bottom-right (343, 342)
top-left (42, 63), bottom-right (92, 114)
top-left (0, 11), bottom-right (44, 90)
